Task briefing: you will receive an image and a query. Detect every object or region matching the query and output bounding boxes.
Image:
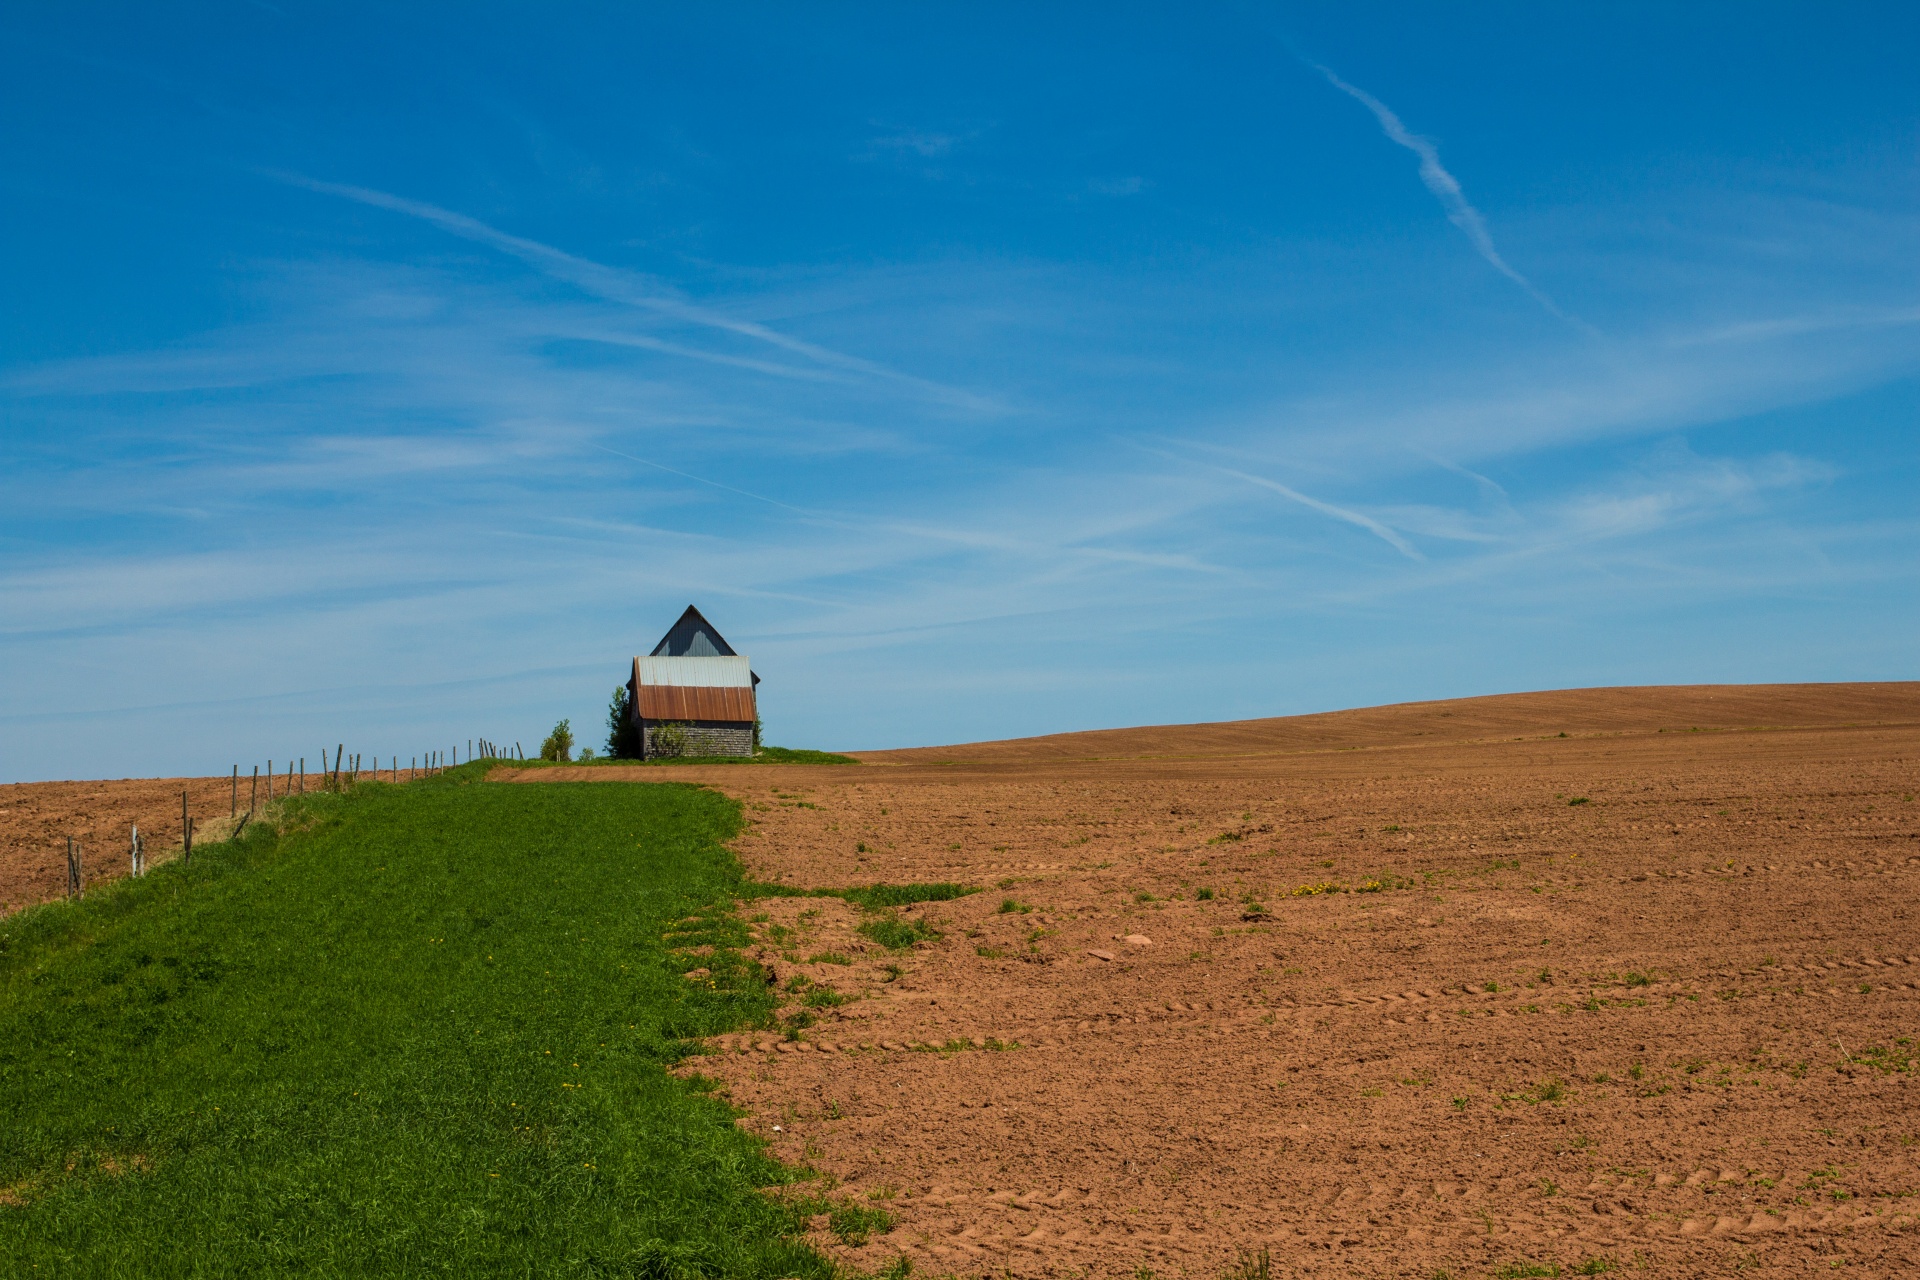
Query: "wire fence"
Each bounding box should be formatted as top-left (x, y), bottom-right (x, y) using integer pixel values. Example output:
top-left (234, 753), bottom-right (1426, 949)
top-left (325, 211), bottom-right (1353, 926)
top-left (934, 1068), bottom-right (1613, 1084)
top-left (42, 737), bottom-right (526, 904)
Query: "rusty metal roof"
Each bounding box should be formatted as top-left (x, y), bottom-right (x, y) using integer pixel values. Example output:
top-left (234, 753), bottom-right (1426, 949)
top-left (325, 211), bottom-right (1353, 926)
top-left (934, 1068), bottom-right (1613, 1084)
top-left (635, 685), bottom-right (756, 722)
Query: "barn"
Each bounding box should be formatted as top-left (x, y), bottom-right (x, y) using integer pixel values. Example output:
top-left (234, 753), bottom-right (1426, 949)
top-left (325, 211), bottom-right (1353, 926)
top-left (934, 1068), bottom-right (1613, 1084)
top-left (627, 606), bottom-right (759, 758)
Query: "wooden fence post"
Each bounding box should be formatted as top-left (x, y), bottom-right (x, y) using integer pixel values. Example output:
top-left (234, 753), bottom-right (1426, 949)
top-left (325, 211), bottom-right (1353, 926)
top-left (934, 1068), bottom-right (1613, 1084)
top-left (231, 765), bottom-right (237, 817)
top-left (131, 825), bottom-right (142, 877)
top-left (250, 765), bottom-right (259, 815)
top-left (181, 790), bottom-right (192, 865)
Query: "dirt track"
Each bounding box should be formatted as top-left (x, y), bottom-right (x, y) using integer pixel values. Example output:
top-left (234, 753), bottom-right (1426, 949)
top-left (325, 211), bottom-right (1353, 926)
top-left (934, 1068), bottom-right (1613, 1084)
top-left (531, 683), bottom-right (1920, 1278)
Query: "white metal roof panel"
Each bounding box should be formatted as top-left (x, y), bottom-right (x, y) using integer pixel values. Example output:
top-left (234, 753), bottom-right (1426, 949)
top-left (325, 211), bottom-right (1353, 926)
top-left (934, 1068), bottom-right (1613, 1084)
top-left (635, 655), bottom-right (754, 688)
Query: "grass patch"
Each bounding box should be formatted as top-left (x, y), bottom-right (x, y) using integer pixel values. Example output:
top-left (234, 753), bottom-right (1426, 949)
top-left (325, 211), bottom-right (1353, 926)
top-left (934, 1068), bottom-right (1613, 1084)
top-left (826, 1201), bottom-right (894, 1246)
top-left (743, 881), bottom-right (975, 911)
top-left (0, 767), bottom-right (828, 1278)
top-left (859, 914), bottom-right (940, 950)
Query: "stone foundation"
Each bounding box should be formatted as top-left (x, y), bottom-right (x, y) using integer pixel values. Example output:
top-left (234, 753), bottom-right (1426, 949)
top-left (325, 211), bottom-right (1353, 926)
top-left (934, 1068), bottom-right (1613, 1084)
top-left (642, 720), bottom-right (754, 759)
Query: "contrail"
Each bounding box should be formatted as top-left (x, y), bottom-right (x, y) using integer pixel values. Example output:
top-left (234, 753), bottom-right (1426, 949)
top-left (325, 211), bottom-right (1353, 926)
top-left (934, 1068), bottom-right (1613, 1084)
top-left (1220, 465), bottom-right (1423, 561)
top-left (1313, 64), bottom-right (1582, 328)
top-left (271, 172), bottom-right (997, 409)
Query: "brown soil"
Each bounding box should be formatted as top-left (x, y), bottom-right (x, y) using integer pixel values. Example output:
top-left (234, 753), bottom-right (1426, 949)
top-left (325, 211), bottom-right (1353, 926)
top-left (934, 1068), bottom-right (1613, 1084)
top-left (524, 682), bottom-right (1920, 1278)
top-left (0, 763), bottom-right (381, 915)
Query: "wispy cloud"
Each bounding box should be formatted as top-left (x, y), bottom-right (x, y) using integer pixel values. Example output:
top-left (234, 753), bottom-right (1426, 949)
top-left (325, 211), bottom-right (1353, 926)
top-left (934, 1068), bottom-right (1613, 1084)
top-left (1312, 64), bottom-right (1584, 330)
top-left (1668, 304), bottom-right (1920, 348)
top-left (1213, 464), bottom-right (1423, 560)
top-left (271, 173), bottom-right (1000, 411)
top-left (866, 127), bottom-right (960, 158)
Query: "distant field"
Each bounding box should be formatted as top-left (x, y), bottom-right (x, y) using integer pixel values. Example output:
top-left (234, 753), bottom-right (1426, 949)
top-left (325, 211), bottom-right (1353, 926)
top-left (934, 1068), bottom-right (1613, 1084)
top-left (0, 770), bottom-right (828, 1278)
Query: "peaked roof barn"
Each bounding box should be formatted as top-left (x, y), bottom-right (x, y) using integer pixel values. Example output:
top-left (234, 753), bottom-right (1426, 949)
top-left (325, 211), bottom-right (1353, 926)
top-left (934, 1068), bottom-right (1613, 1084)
top-left (626, 606), bottom-right (758, 758)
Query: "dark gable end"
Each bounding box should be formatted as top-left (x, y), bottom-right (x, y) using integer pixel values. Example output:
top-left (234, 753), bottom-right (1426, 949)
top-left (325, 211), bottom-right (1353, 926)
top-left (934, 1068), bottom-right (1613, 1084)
top-left (650, 605), bottom-right (737, 657)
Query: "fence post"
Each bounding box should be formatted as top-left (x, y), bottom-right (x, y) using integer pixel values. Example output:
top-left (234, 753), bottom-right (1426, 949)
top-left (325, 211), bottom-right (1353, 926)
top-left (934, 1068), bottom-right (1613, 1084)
top-left (131, 825), bottom-right (141, 877)
top-left (231, 765), bottom-right (237, 817)
top-left (181, 790), bottom-right (192, 864)
top-left (333, 744), bottom-right (344, 789)
top-left (267, 760), bottom-right (273, 802)
top-left (299, 757), bottom-right (305, 794)
top-left (250, 765), bottom-right (259, 815)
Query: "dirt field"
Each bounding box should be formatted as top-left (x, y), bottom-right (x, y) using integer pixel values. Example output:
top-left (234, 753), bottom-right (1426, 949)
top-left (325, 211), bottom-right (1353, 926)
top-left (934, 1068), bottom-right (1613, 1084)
top-left (0, 762), bottom-right (395, 915)
top-left (526, 682), bottom-right (1920, 1278)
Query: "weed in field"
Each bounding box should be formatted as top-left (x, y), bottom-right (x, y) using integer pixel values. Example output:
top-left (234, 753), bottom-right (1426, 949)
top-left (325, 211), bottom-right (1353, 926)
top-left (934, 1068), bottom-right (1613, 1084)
top-left (1194, 887), bottom-right (1214, 900)
top-left (1573, 1259), bottom-right (1617, 1275)
top-left (998, 898), bottom-right (1029, 914)
top-left (1568, 796), bottom-right (1590, 806)
top-left (859, 913), bottom-right (939, 950)
top-left (1495, 1263), bottom-right (1560, 1278)
top-left (1223, 1248), bottom-right (1270, 1280)
top-left (975, 945), bottom-right (1006, 959)
top-left (827, 1201), bottom-right (894, 1246)
top-left (807, 952), bottom-right (852, 966)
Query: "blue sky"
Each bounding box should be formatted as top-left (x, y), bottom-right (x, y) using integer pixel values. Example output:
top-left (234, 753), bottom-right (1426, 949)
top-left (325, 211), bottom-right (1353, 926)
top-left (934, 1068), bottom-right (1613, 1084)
top-left (3, 4), bottom-right (1917, 781)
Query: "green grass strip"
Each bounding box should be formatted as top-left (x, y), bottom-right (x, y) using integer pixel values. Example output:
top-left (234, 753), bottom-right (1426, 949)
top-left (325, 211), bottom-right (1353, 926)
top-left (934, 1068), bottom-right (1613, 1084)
top-left (741, 881), bottom-right (974, 911)
top-left (0, 767), bottom-right (830, 1278)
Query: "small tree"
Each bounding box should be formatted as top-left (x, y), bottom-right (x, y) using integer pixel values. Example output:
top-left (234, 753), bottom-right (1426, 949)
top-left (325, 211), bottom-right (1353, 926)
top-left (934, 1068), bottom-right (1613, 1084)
top-left (539, 718), bottom-right (574, 762)
top-left (649, 721), bottom-right (690, 759)
top-left (606, 685), bottom-right (643, 759)
top-left (752, 715), bottom-right (763, 752)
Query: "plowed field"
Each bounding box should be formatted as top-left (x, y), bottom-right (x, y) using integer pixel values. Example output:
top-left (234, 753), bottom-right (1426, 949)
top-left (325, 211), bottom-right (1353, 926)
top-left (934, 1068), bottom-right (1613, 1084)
top-left (525, 682), bottom-right (1920, 1279)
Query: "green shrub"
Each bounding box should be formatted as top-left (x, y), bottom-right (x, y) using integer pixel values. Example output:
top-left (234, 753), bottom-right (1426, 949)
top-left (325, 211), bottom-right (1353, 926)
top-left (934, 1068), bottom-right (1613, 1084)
top-left (538, 718), bottom-right (574, 762)
top-left (649, 721), bottom-right (691, 759)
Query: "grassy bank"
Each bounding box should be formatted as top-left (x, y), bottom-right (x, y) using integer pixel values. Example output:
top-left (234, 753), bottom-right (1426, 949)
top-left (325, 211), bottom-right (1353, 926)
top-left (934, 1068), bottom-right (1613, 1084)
top-left (0, 766), bottom-right (828, 1278)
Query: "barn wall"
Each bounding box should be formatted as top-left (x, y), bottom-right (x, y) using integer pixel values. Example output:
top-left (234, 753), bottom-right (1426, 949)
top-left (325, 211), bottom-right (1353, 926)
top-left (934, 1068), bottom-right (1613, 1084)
top-left (643, 720), bottom-right (753, 759)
